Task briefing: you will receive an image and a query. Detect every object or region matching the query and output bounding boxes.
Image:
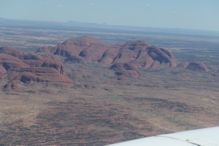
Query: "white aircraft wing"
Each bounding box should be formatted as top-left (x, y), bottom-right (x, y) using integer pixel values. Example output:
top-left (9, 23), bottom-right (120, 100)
top-left (107, 127), bottom-right (219, 146)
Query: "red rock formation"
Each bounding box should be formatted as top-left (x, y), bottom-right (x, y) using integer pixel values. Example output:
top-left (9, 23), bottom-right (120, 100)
top-left (103, 41), bottom-right (177, 69)
top-left (1, 36), bottom-right (209, 89)
top-left (108, 41), bottom-right (177, 77)
top-left (186, 62), bottom-right (209, 72)
top-left (98, 44), bottom-right (121, 64)
top-left (177, 62), bottom-right (209, 72)
top-left (37, 37), bottom-right (211, 74)
top-left (0, 47), bottom-right (73, 90)
top-left (37, 36), bottom-right (178, 78)
top-left (38, 37), bottom-right (177, 69)
top-left (44, 36), bottom-right (111, 62)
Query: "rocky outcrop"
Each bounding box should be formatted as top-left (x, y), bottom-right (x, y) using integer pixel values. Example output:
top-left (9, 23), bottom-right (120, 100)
top-left (37, 36), bottom-right (177, 78)
top-left (186, 62), bottom-right (209, 72)
top-left (0, 47), bottom-right (73, 90)
top-left (38, 37), bottom-right (177, 69)
top-left (0, 36), bottom-right (209, 90)
top-left (177, 62), bottom-right (209, 72)
top-left (110, 41), bottom-right (177, 69)
top-left (38, 36), bottom-right (111, 63)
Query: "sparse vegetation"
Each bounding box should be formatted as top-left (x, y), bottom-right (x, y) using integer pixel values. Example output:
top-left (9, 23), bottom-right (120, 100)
top-left (0, 21), bottom-right (219, 145)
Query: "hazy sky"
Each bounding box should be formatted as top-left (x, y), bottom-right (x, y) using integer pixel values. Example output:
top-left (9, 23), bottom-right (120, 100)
top-left (1, 0), bottom-right (219, 31)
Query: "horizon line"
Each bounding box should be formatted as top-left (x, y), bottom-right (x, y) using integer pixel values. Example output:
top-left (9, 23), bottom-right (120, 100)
top-left (1, 17), bottom-right (219, 34)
